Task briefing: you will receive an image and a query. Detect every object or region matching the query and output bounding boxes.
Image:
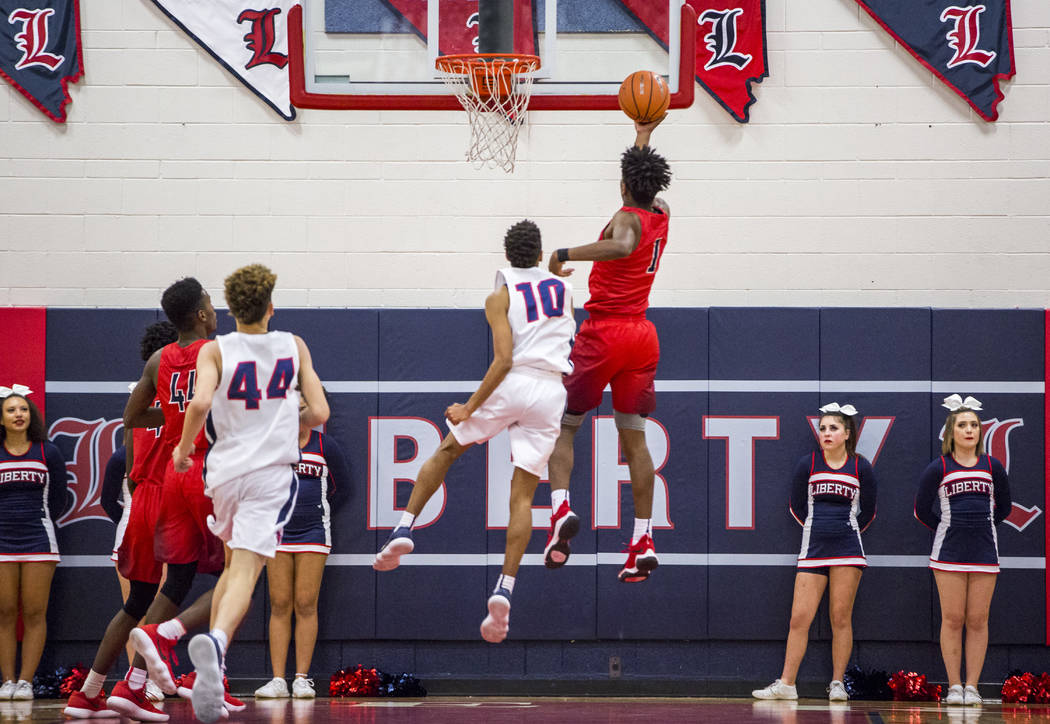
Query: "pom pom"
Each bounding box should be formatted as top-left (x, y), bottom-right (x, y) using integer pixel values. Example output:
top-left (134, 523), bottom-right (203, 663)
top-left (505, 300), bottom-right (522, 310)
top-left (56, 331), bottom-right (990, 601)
top-left (30, 664), bottom-right (82, 699)
top-left (1001, 671), bottom-right (1050, 704)
top-left (843, 665), bottom-right (891, 701)
top-left (329, 665), bottom-right (381, 697)
top-left (888, 671), bottom-right (941, 702)
top-left (1002, 672), bottom-right (1034, 703)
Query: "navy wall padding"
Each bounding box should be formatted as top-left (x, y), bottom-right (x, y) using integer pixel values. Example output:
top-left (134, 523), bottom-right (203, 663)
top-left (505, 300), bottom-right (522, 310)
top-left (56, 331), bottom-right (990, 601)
top-left (40, 307), bottom-right (1046, 683)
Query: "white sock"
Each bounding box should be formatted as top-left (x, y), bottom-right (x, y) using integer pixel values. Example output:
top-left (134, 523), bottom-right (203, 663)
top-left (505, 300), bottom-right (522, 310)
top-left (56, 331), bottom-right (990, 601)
top-left (294, 673), bottom-right (309, 679)
top-left (82, 670), bottom-right (106, 698)
top-left (157, 618), bottom-right (186, 641)
top-left (551, 489), bottom-right (569, 511)
top-left (632, 518), bottom-right (651, 544)
top-left (495, 574), bottom-right (516, 595)
top-left (127, 667), bottom-right (148, 691)
top-left (397, 512), bottom-right (416, 530)
top-left (209, 629), bottom-right (229, 656)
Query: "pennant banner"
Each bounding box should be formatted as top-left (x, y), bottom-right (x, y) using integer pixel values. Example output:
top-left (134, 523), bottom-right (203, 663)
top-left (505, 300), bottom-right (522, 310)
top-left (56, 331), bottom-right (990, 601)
top-left (854, 0), bottom-right (1015, 121)
top-left (149, 0), bottom-right (296, 120)
top-left (380, 0), bottom-right (537, 56)
top-left (620, 1), bottom-right (767, 123)
top-left (0, 0), bottom-right (83, 122)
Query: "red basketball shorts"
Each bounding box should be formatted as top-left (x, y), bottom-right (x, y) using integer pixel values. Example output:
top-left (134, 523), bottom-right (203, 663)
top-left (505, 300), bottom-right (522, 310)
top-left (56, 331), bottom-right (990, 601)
top-left (116, 482), bottom-right (164, 584)
top-left (563, 316), bottom-right (659, 416)
top-left (154, 458), bottom-right (225, 575)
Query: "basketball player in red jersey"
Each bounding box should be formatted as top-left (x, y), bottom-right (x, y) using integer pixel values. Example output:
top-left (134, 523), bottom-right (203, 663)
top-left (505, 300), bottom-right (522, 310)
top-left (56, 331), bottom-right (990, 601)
top-left (100, 278), bottom-right (231, 722)
top-left (546, 117), bottom-right (671, 583)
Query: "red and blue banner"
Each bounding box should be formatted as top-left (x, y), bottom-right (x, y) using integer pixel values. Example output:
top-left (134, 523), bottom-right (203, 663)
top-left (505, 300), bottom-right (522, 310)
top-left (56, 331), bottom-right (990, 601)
top-left (0, 0), bottom-right (82, 122)
top-left (854, 0), bottom-right (1015, 121)
top-left (621, 1), bottom-right (767, 123)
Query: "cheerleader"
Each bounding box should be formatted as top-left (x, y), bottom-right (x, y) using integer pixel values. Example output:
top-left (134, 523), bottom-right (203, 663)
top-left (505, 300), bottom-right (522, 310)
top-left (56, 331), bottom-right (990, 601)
top-left (255, 397), bottom-right (349, 700)
top-left (914, 395), bottom-right (1011, 706)
top-left (753, 403), bottom-right (877, 702)
top-left (0, 386), bottom-right (69, 701)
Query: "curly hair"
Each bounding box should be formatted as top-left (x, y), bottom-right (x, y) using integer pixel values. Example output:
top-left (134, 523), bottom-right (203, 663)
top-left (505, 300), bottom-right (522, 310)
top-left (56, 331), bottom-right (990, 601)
top-left (621, 145), bottom-right (671, 207)
top-left (503, 219), bottom-right (542, 269)
top-left (1, 395), bottom-right (45, 443)
top-left (139, 321), bottom-right (178, 361)
top-left (224, 264), bottom-right (276, 325)
top-left (161, 277), bottom-right (205, 332)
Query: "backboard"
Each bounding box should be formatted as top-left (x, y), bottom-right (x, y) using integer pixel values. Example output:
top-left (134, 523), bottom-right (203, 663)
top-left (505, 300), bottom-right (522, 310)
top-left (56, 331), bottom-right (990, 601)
top-left (289, 0), bottom-right (696, 111)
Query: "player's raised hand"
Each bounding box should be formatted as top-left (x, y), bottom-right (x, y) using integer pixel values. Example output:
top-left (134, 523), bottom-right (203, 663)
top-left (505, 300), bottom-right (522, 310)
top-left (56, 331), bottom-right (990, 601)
top-left (445, 403), bottom-right (472, 425)
top-left (634, 114), bottom-right (666, 147)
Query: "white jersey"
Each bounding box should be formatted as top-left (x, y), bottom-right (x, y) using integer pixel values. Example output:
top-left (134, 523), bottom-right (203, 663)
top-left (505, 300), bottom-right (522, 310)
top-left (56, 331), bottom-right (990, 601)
top-left (496, 266), bottom-right (575, 375)
top-left (205, 331), bottom-right (301, 489)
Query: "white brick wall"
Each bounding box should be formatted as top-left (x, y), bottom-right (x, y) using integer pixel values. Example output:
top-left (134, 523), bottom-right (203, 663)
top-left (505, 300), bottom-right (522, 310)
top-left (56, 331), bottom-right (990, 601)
top-left (0, 0), bottom-right (1047, 309)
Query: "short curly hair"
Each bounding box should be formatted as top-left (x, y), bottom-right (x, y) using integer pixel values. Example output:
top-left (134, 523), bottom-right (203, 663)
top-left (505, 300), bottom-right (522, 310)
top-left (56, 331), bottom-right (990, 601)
top-left (621, 145), bottom-right (671, 207)
top-left (503, 219), bottom-right (542, 268)
top-left (140, 321), bottom-right (178, 361)
top-left (224, 264), bottom-right (276, 325)
top-left (161, 277), bottom-right (205, 332)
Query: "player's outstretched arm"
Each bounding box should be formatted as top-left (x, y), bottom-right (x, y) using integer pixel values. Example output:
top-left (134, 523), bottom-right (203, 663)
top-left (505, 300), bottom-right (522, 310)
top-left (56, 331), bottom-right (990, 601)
top-left (548, 211), bottom-right (642, 277)
top-left (296, 336), bottom-right (330, 430)
top-left (634, 114), bottom-right (665, 148)
top-left (124, 350), bottom-right (164, 429)
top-left (173, 341), bottom-right (220, 472)
top-left (446, 287), bottom-right (513, 425)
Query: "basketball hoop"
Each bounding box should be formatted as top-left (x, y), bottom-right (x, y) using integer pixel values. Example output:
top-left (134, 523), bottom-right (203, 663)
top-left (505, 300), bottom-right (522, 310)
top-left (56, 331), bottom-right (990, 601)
top-left (436, 54), bottom-right (540, 173)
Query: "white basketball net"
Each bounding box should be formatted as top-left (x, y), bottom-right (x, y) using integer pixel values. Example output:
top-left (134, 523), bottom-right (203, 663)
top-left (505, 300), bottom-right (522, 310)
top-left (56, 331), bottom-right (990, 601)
top-left (437, 55), bottom-right (539, 173)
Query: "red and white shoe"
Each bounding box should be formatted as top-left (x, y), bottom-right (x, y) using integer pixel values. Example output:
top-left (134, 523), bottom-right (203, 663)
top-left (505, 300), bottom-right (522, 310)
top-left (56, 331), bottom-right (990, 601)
top-left (618, 534), bottom-right (659, 583)
top-left (106, 680), bottom-right (169, 722)
top-left (176, 672), bottom-right (245, 713)
top-left (543, 501), bottom-right (580, 569)
top-left (63, 690), bottom-right (119, 719)
top-left (130, 624), bottom-right (179, 694)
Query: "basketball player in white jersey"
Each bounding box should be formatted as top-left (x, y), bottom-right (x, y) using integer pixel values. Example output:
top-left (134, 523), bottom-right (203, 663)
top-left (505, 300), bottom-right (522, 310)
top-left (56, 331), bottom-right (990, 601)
top-left (373, 220), bottom-right (575, 643)
top-left (171, 264), bottom-right (328, 723)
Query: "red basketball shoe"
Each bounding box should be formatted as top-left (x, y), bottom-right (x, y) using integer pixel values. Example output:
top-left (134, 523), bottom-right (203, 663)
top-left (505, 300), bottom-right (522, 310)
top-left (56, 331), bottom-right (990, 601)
top-left (618, 534), bottom-right (659, 583)
top-left (63, 689), bottom-right (119, 719)
top-left (106, 680), bottom-right (169, 722)
top-left (130, 624), bottom-right (179, 694)
top-left (543, 501), bottom-right (580, 569)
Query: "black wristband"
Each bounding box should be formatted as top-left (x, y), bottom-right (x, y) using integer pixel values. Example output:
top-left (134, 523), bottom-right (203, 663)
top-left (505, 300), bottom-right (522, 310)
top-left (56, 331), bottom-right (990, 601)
top-left (556, 248), bottom-right (570, 263)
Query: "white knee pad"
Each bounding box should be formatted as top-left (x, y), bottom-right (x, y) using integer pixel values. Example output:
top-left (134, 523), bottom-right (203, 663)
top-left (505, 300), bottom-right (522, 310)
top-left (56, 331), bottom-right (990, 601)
top-left (614, 411), bottom-right (647, 431)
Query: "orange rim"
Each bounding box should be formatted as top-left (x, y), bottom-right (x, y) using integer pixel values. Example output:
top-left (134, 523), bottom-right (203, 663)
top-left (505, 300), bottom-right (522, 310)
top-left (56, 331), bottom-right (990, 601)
top-left (436, 53), bottom-right (541, 74)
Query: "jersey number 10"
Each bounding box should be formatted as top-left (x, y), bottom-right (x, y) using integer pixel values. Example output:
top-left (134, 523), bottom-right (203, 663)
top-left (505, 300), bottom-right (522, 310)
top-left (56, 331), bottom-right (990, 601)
top-left (515, 279), bottom-right (566, 322)
top-left (227, 358), bottom-right (295, 409)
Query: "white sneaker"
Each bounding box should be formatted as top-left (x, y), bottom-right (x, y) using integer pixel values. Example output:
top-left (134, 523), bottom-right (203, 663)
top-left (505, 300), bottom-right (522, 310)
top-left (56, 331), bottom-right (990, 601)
top-left (752, 679), bottom-right (798, 700)
top-left (828, 679), bottom-right (848, 701)
top-left (254, 677), bottom-right (289, 699)
top-left (10, 680), bottom-right (32, 701)
top-left (0, 681), bottom-right (14, 699)
top-left (944, 684), bottom-right (964, 705)
top-left (963, 685), bottom-right (982, 705)
top-left (480, 589), bottom-right (511, 643)
top-left (146, 680), bottom-right (165, 704)
top-left (291, 677), bottom-right (315, 699)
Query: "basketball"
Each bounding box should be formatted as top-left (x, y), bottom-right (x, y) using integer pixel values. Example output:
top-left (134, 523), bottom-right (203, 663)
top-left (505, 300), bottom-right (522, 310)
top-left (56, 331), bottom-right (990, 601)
top-left (617, 70), bottom-right (670, 123)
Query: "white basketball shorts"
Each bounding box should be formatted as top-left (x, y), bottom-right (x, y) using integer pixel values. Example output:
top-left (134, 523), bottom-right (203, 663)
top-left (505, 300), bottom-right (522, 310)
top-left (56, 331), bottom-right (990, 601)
top-left (206, 464), bottom-right (299, 558)
top-left (450, 367), bottom-right (566, 477)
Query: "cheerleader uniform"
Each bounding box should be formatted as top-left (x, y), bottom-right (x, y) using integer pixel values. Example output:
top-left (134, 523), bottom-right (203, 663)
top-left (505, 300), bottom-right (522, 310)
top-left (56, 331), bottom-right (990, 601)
top-left (789, 451), bottom-right (877, 572)
top-left (914, 454), bottom-right (1010, 573)
top-left (277, 430), bottom-right (349, 554)
top-left (0, 441), bottom-right (69, 562)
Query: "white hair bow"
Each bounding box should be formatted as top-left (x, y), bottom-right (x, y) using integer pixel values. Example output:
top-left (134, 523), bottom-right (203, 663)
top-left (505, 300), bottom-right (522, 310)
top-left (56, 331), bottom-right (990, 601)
top-left (942, 394), bottom-right (982, 412)
top-left (819, 402), bottom-right (857, 416)
top-left (0, 384), bottom-right (32, 398)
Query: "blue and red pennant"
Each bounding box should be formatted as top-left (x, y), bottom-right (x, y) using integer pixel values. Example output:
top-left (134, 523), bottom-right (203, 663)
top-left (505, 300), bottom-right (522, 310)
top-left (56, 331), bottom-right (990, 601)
top-left (621, 1), bottom-right (767, 123)
top-left (854, 0), bottom-right (1015, 121)
top-left (0, 0), bottom-right (82, 122)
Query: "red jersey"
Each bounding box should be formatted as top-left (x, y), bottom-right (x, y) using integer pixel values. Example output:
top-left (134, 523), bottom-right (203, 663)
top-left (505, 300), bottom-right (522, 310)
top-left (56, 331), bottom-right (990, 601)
top-left (157, 339), bottom-right (209, 458)
top-left (585, 205), bottom-right (669, 317)
top-left (128, 401), bottom-right (167, 487)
